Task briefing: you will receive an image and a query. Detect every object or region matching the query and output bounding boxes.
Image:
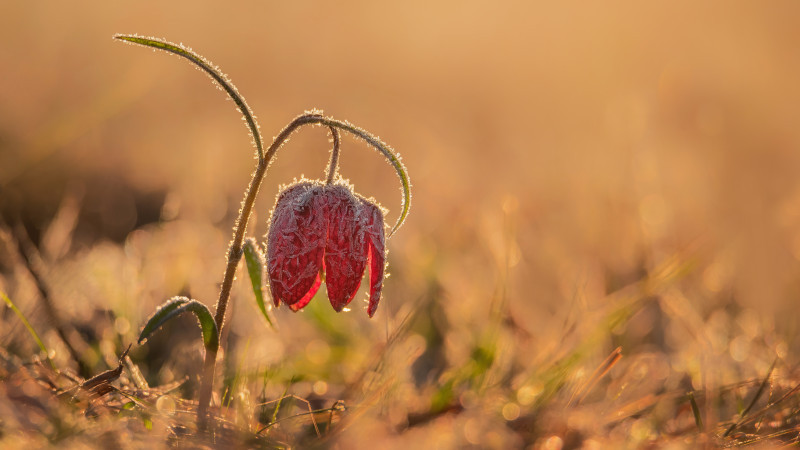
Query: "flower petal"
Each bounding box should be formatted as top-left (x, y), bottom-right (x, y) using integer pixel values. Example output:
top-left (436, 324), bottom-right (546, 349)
top-left (288, 271), bottom-right (322, 311)
top-left (266, 182), bottom-right (326, 308)
top-left (360, 200), bottom-right (386, 317)
top-left (322, 186), bottom-right (368, 311)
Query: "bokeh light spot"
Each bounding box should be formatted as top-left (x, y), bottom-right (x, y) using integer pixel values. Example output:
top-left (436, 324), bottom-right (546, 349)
top-left (501, 402), bottom-right (520, 421)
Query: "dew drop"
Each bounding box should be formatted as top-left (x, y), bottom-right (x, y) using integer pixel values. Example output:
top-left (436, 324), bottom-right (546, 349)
top-left (156, 395), bottom-right (176, 415)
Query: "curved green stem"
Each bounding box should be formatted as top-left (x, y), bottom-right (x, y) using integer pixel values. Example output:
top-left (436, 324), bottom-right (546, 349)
top-left (262, 113), bottom-right (411, 235)
top-left (318, 117), bottom-right (411, 236)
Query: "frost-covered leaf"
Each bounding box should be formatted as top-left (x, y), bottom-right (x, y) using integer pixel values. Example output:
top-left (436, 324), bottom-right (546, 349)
top-left (113, 34), bottom-right (264, 160)
top-left (243, 238), bottom-right (274, 328)
top-left (138, 296), bottom-right (218, 352)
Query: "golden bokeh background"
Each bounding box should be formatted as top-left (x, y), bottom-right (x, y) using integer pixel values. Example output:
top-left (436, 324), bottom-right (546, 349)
top-left (2, 2), bottom-right (800, 447)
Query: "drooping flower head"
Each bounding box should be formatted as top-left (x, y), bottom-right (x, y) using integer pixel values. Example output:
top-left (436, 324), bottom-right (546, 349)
top-left (267, 180), bottom-right (386, 317)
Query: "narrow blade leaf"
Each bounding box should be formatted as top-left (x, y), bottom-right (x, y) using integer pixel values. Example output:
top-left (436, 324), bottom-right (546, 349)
top-left (138, 296), bottom-right (218, 352)
top-left (1, 290), bottom-right (57, 371)
top-left (243, 238), bottom-right (274, 328)
top-left (113, 34), bottom-right (264, 161)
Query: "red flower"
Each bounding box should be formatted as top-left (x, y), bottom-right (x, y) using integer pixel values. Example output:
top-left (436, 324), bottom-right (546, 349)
top-left (266, 181), bottom-right (386, 317)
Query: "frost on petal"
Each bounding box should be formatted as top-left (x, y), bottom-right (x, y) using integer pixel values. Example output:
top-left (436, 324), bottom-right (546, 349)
top-left (360, 199), bottom-right (386, 317)
top-left (266, 182), bottom-right (326, 308)
top-left (322, 186), bottom-right (367, 312)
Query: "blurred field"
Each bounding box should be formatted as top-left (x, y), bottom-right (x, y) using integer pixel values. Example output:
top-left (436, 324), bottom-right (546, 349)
top-left (3, 2), bottom-right (800, 448)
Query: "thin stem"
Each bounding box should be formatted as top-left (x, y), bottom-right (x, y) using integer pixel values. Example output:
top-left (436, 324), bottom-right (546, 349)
top-left (303, 116), bottom-right (411, 236)
top-left (197, 112), bottom-right (323, 426)
top-left (196, 349), bottom-right (217, 429)
top-left (261, 113), bottom-right (411, 235)
top-left (325, 126), bottom-right (341, 185)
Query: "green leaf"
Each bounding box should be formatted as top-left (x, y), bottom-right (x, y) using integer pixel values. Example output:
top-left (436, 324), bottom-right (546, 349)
top-left (243, 238), bottom-right (274, 328)
top-left (113, 34), bottom-right (264, 161)
top-left (143, 415), bottom-right (153, 430)
top-left (1, 290), bottom-right (57, 371)
top-left (138, 296), bottom-right (218, 352)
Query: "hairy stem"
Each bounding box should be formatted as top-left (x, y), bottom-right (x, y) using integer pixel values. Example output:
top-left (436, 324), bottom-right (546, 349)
top-left (281, 114), bottom-right (412, 235)
top-left (196, 112), bottom-right (323, 426)
top-left (325, 126), bottom-right (341, 185)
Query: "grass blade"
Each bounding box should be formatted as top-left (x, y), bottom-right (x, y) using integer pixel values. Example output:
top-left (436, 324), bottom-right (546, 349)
top-left (723, 359), bottom-right (776, 437)
top-left (138, 296), bottom-right (218, 352)
top-left (243, 238), bottom-right (274, 328)
top-left (1, 290), bottom-right (57, 371)
top-left (689, 391), bottom-right (704, 431)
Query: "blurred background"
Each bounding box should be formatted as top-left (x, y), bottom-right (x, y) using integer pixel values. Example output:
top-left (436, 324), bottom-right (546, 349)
top-left (2, 1), bottom-right (800, 447)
